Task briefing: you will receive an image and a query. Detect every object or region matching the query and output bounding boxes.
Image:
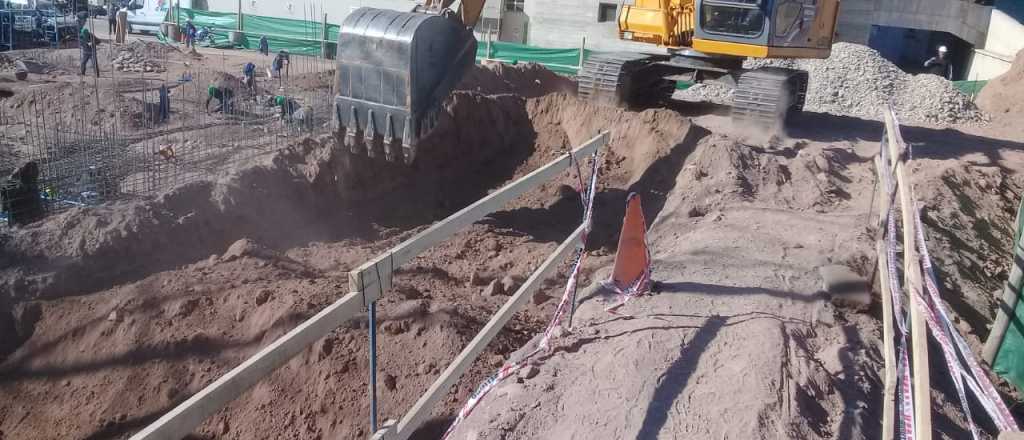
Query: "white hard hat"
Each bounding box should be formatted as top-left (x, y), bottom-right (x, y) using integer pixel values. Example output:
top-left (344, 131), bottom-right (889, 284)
top-left (938, 45), bottom-right (948, 53)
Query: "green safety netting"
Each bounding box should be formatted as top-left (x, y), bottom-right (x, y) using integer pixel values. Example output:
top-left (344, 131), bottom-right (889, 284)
top-left (477, 40), bottom-right (587, 75)
top-left (952, 80), bottom-right (988, 97)
top-left (993, 197), bottom-right (1024, 392)
top-left (159, 8), bottom-right (336, 56)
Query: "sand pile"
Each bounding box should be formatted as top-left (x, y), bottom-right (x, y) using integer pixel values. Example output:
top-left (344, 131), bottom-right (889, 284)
top-left (977, 49), bottom-right (1024, 121)
top-left (687, 43), bottom-right (985, 124)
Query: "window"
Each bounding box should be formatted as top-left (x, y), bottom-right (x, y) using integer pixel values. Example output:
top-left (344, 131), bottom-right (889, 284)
top-left (504, 0), bottom-right (524, 12)
top-left (598, 3), bottom-right (617, 23)
top-left (700, 4), bottom-right (765, 37)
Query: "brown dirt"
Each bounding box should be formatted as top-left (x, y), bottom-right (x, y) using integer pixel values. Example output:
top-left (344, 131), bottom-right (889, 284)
top-left (978, 49), bottom-right (1024, 121)
top-left (2, 39), bottom-right (1023, 440)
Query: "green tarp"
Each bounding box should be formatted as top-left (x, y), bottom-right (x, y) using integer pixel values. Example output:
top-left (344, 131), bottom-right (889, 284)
top-left (161, 8), bottom-right (335, 56)
top-left (952, 80), bottom-right (988, 97)
top-left (993, 198), bottom-right (1024, 391)
top-left (477, 40), bottom-right (587, 75)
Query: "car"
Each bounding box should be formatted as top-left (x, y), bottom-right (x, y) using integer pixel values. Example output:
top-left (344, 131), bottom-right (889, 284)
top-left (89, 5), bottom-right (107, 17)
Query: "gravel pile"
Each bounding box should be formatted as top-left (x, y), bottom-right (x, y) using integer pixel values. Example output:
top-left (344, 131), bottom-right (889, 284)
top-left (111, 51), bottom-right (165, 73)
top-left (0, 54), bottom-right (14, 72)
top-left (682, 42), bottom-right (986, 124)
top-left (112, 41), bottom-right (174, 73)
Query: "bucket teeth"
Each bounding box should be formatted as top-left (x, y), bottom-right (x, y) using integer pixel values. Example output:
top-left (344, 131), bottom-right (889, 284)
top-left (364, 109), bottom-right (377, 158)
top-left (345, 106), bottom-right (361, 153)
top-left (383, 113), bottom-right (397, 162)
top-left (402, 116), bottom-right (416, 164)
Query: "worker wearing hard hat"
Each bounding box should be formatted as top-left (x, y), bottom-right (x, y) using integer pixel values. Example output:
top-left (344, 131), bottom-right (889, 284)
top-left (924, 45), bottom-right (953, 80)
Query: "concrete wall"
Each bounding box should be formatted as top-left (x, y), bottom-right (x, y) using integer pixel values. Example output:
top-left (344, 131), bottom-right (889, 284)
top-left (967, 48), bottom-right (1013, 80)
top-left (837, 0), bottom-right (991, 45)
top-left (965, 8), bottom-right (1024, 80)
top-left (521, 0), bottom-right (656, 51)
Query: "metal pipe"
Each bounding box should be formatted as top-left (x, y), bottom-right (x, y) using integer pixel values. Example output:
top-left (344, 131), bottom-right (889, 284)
top-left (368, 300), bottom-right (379, 434)
top-left (983, 230), bottom-right (1024, 364)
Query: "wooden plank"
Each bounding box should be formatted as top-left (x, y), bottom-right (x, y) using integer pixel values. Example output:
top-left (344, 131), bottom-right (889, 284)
top-left (391, 223), bottom-right (588, 440)
top-left (875, 155), bottom-right (897, 440)
top-left (130, 291), bottom-right (365, 440)
top-left (350, 131), bottom-right (609, 304)
top-left (884, 107), bottom-right (931, 439)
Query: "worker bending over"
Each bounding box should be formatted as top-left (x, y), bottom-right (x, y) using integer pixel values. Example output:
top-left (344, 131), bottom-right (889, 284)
top-left (206, 83), bottom-right (235, 114)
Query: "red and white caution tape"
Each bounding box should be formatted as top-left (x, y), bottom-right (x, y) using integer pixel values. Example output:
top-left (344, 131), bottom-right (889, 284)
top-left (441, 151), bottom-right (599, 439)
top-left (913, 202), bottom-right (1019, 433)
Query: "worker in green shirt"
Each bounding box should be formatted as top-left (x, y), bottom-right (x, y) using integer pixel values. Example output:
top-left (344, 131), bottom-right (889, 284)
top-left (206, 84), bottom-right (235, 114)
top-left (78, 19), bottom-right (99, 77)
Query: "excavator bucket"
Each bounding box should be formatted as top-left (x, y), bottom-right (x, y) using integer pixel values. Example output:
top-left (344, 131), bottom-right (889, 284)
top-left (334, 8), bottom-right (478, 164)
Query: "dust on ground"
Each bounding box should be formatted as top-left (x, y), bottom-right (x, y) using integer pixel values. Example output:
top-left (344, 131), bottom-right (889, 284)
top-left (1, 40), bottom-right (1023, 440)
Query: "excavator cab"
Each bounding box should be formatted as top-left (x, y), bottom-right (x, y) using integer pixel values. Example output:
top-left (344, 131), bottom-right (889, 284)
top-left (333, 7), bottom-right (477, 164)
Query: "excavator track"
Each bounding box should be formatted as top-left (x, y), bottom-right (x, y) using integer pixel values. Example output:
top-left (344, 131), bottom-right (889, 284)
top-left (731, 67), bottom-right (809, 128)
top-left (577, 53), bottom-right (674, 106)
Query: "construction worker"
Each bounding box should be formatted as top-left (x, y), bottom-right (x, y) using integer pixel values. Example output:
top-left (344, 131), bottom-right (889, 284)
top-left (107, 2), bottom-right (117, 35)
top-left (206, 83), bottom-right (235, 114)
top-left (924, 45), bottom-right (953, 80)
top-left (184, 19), bottom-right (196, 49)
top-left (243, 62), bottom-right (257, 95)
top-left (258, 35), bottom-right (269, 55)
top-left (78, 18), bottom-right (99, 77)
top-left (270, 95), bottom-right (312, 130)
top-left (271, 50), bottom-right (289, 78)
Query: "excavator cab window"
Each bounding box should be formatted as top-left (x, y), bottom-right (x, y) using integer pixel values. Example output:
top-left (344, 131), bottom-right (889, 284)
top-left (700, 1), bottom-right (765, 37)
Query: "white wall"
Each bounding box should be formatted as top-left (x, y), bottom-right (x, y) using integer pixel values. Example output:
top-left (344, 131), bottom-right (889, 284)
top-left (522, 0), bottom-right (658, 51)
top-left (967, 48), bottom-right (1013, 80)
top-left (203, 0), bottom-right (415, 25)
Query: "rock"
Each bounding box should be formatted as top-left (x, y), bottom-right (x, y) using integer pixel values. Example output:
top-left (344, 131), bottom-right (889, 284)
top-left (382, 320), bottom-right (410, 335)
top-left (532, 292), bottom-right (551, 305)
top-left (219, 418), bottom-right (230, 435)
top-left (396, 285), bottom-right (423, 299)
top-left (173, 297), bottom-right (201, 318)
top-left (519, 365), bottom-right (540, 380)
top-left (818, 265), bottom-right (871, 311)
top-left (222, 238), bottom-right (259, 261)
top-left (234, 309), bottom-right (246, 322)
top-left (418, 362), bottom-right (435, 375)
top-left (687, 206), bottom-right (706, 218)
top-left (383, 373), bottom-right (397, 391)
top-left (469, 271), bottom-right (488, 286)
top-left (165, 386), bottom-right (180, 400)
top-left (482, 279), bottom-right (504, 297)
top-left (319, 337), bottom-right (335, 360)
top-left (500, 275), bottom-right (518, 294)
top-left (254, 289), bottom-right (272, 306)
top-left (107, 310), bottom-right (120, 322)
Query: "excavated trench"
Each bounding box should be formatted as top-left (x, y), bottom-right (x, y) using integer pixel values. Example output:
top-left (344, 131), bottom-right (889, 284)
top-left (0, 64), bottom-right (713, 440)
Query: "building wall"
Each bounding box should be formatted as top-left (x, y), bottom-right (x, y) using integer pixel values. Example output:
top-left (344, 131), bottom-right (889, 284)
top-left (203, 0), bottom-right (414, 26)
top-left (521, 0), bottom-right (656, 51)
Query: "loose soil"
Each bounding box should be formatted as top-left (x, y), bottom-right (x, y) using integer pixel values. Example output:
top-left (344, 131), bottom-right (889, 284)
top-left (2, 36), bottom-right (1024, 440)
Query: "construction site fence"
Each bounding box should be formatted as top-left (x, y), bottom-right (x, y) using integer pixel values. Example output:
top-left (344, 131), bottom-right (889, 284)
top-left (0, 44), bottom-right (337, 228)
top-left (127, 131), bottom-right (608, 440)
top-left (157, 8), bottom-right (594, 74)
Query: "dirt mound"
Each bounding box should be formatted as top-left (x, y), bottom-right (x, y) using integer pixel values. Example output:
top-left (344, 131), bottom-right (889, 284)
top-left (457, 62), bottom-right (576, 98)
top-left (977, 49), bottom-right (1024, 120)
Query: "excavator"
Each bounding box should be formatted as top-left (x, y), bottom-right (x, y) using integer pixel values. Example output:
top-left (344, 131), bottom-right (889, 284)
top-left (333, 0), bottom-right (840, 164)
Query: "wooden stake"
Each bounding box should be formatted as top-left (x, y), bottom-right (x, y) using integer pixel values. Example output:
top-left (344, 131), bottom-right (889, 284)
top-left (875, 155), bottom-right (896, 440)
top-left (884, 107), bottom-right (931, 439)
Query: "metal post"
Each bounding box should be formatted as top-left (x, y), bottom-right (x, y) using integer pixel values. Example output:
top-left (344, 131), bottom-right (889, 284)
top-left (578, 36), bottom-right (586, 69)
top-left (983, 232), bottom-right (1024, 364)
top-left (237, 0), bottom-right (242, 31)
top-left (369, 300), bottom-right (379, 435)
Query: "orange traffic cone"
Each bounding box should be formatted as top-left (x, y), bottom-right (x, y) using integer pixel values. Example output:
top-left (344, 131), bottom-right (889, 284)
top-left (607, 192), bottom-right (652, 296)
